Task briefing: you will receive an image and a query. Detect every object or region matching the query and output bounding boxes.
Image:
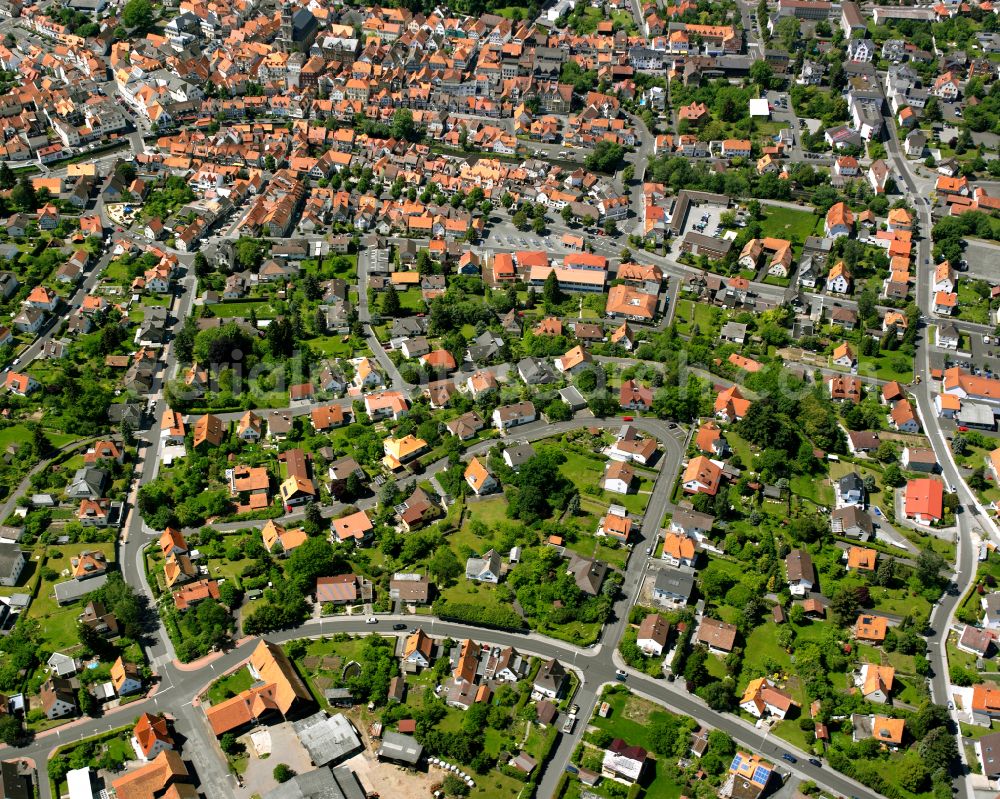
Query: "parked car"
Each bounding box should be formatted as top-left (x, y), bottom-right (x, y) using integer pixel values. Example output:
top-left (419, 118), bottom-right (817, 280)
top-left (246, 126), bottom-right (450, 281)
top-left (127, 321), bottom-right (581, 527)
top-left (782, 754), bottom-right (798, 764)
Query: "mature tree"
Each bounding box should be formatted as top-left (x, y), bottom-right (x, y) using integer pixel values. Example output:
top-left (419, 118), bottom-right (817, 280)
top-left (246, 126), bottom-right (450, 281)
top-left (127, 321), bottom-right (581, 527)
top-left (0, 162), bottom-right (14, 190)
top-left (829, 585), bottom-right (862, 626)
top-left (382, 284), bottom-right (401, 317)
top-left (584, 140), bottom-right (625, 174)
top-left (919, 726), bottom-right (958, 773)
top-left (391, 109), bottom-right (419, 142)
top-left (265, 317), bottom-right (294, 358)
top-left (542, 270), bottom-right (563, 306)
top-left (917, 549), bottom-right (946, 587)
top-left (10, 176), bottom-right (37, 212)
top-left (285, 537), bottom-right (342, 594)
top-left (121, 0), bottom-right (153, 28)
top-left (428, 545), bottom-right (462, 585)
top-left (0, 715), bottom-right (23, 746)
top-left (699, 681), bottom-right (736, 712)
top-left (78, 686), bottom-right (98, 717)
top-left (442, 774), bottom-right (470, 797)
top-left (911, 702), bottom-right (950, 740)
top-left (749, 60), bottom-right (774, 91)
top-left (883, 463), bottom-right (905, 487)
top-left (273, 764), bottom-right (295, 783)
top-left (875, 557), bottom-right (895, 587)
top-left (684, 645), bottom-right (709, 687)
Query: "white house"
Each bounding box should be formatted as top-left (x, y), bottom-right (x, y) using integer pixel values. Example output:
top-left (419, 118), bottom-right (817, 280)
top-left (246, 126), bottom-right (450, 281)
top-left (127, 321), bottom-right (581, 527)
top-left (465, 549), bottom-right (502, 583)
top-left (785, 549), bottom-right (814, 597)
top-left (636, 613), bottom-right (670, 656)
top-left (740, 677), bottom-right (794, 719)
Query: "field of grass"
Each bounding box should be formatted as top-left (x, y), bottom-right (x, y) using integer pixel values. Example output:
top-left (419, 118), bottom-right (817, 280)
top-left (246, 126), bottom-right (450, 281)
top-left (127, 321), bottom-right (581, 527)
top-left (397, 289), bottom-right (426, 313)
top-left (589, 689), bottom-right (680, 752)
top-left (439, 579), bottom-right (508, 613)
top-left (210, 300), bottom-right (275, 318)
top-left (673, 299), bottom-right (719, 337)
top-left (207, 666), bottom-right (253, 705)
top-left (465, 497), bottom-right (510, 528)
top-left (303, 254), bottom-right (358, 280)
top-left (957, 282), bottom-right (991, 325)
top-left (856, 353), bottom-right (915, 384)
top-left (306, 335), bottom-right (356, 357)
top-left (789, 473), bottom-right (834, 506)
top-left (494, 4), bottom-right (529, 18)
top-left (759, 206), bottom-right (822, 245)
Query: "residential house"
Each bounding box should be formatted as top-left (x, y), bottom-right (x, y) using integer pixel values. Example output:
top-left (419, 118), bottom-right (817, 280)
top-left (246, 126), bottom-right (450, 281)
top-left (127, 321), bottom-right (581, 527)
top-left (466, 549), bottom-right (502, 583)
top-left (637, 613), bottom-right (670, 656)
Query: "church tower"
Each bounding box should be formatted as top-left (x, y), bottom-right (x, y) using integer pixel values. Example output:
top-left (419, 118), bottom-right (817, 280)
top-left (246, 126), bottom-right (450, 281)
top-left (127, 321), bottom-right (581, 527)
top-left (278, 1), bottom-right (294, 53)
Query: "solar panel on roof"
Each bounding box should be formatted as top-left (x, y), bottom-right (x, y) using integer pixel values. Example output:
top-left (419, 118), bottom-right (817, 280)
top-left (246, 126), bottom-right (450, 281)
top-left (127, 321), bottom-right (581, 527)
top-left (731, 755), bottom-right (743, 771)
top-left (753, 766), bottom-right (771, 784)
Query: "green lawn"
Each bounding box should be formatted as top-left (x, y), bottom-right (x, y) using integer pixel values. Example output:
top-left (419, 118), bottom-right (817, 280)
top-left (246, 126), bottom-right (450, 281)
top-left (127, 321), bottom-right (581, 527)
top-left (857, 353), bottom-right (915, 384)
top-left (673, 299), bottom-right (719, 337)
top-left (306, 335), bottom-right (356, 357)
top-left (211, 300), bottom-right (275, 318)
top-left (772, 719), bottom-right (814, 751)
top-left (589, 690), bottom-right (682, 752)
top-left (0, 425), bottom-right (73, 450)
top-left (103, 260), bottom-right (134, 284)
top-left (494, 5), bottom-right (529, 17)
top-left (758, 207), bottom-right (822, 245)
top-left (439, 579), bottom-right (508, 613)
top-left (470, 771), bottom-right (528, 799)
top-left (397, 289), bottom-right (425, 313)
top-left (465, 497), bottom-right (510, 528)
top-left (957, 282), bottom-right (991, 325)
top-left (789, 473), bottom-right (834, 506)
top-left (303, 254), bottom-right (358, 280)
top-left (207, 666), bottom-right (254, 704)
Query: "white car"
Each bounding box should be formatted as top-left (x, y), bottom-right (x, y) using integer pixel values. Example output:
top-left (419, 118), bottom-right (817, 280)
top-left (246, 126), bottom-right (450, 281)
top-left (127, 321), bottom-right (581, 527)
top-left (366, 616), bottom-right (378, 624)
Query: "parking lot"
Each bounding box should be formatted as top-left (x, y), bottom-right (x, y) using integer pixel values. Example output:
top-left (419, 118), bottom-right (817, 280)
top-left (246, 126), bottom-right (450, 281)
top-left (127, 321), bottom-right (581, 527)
top-left (688, 203), bottom-right (729, 239)
top-left (959, 239), bottom-right (1000, 284)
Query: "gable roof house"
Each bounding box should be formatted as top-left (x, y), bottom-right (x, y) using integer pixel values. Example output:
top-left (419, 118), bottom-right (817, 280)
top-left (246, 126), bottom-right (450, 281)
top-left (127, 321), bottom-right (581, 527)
top-left (855, 663), bottom-right (894, 703)
top-left (785, 549), bottom-right (815, 596)
top-left (466, 549), bottom-right (502, 583)
top-left (740, 677), bottom-right (794, 719)
top-left (204, 640), bottom-right (312, 736)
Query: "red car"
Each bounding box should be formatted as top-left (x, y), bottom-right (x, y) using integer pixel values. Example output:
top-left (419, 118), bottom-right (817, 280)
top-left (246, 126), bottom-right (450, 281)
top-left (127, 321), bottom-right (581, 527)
top-left (958, 426), bottom-right (969, 432)
top-left (622, 416), bottom-right (634, 421)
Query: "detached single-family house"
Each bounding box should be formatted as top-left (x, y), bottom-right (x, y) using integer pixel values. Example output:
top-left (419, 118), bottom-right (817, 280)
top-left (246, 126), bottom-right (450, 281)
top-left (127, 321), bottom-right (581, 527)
top-left (466, 549), bottom-right (502, 583)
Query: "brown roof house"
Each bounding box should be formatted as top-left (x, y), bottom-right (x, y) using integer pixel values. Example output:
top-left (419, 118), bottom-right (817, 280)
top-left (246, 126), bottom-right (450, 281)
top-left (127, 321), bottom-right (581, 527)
top-left (696, 617), bottom-right (738, 654)
top-left (390, 573), bottom-right (431, 604)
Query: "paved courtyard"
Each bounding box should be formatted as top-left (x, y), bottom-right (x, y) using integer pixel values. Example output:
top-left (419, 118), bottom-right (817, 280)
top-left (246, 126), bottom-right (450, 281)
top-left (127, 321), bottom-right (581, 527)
top-left (235, 722), bottom-right (313, 799)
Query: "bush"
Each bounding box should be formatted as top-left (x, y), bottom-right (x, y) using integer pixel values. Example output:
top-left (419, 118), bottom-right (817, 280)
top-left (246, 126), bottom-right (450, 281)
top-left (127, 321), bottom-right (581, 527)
top-left (273, 764), bottom-right (295, 783)
top-left (432, 601), bottom-right (522, 630)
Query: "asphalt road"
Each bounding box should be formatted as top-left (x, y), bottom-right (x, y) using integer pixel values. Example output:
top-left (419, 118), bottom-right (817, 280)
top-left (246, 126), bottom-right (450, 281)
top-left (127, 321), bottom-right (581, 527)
top-left (882, 110), bottom-right (996, 799)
